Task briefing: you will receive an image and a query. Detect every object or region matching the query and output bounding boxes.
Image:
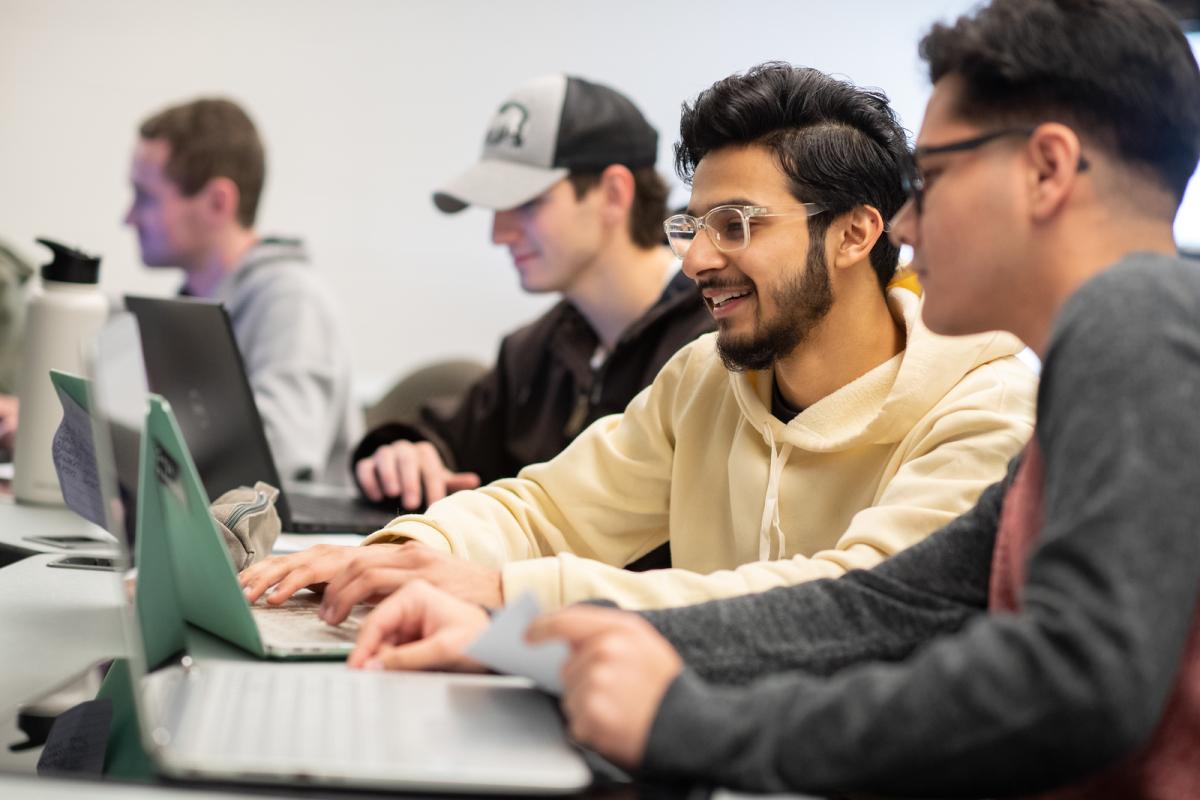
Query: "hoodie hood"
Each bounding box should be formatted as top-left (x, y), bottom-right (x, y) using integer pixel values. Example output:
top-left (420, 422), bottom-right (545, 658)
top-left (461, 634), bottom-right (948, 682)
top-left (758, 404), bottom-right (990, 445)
top-left (730, 286), bottom-right (1026, 453)
top-left (213, 236), bottom-right (311, 303)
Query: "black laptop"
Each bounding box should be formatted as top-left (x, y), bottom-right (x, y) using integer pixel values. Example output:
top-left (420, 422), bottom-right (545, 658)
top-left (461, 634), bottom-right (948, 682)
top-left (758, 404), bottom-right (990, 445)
top-left (124, 295), bottom-right (400, 534)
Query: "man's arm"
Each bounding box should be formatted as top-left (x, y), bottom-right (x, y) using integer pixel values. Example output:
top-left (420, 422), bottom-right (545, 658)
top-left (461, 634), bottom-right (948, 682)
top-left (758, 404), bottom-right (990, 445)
top-left (496, 367), bottom-right (1031, 611)
top-left (350, 361), bottom-right (511, 506)
top-left (360, 341), bottom-right (708, 573)
top-left (640, 262), bottom-right (1200, 796)
top-left (639, 469), bottom-right (1008, 684)
top-left (351, 355), bottom-right (513, 487)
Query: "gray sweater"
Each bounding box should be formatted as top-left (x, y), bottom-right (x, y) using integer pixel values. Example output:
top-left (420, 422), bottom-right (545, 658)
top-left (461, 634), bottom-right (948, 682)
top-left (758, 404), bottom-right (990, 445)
top-left (214, 238), bottom-right (362, 486)
top-left (641, 253), bottom-right (1200, 797)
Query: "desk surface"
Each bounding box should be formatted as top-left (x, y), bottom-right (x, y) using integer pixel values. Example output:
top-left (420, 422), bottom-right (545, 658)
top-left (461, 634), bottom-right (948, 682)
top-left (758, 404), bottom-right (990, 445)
top-left (0, 493), bottom-right (117, 562)
top-left (0, 553), bottom-right (126, 773)
top-left (0, 773), bottom-right (279, 799)
top-left (0, 502), bottom-right (812, 800)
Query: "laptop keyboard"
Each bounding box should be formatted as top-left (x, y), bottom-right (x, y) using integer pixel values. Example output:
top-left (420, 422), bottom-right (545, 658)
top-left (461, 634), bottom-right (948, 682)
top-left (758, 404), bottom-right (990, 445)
top-left (249, 598), bottom-right (363, 649)
top-left (180, 664), bottom-right (427, 768)
top-left (158, 664), bottom-right (590, 790)
top-left (285, 491), bottom-right (399, 535)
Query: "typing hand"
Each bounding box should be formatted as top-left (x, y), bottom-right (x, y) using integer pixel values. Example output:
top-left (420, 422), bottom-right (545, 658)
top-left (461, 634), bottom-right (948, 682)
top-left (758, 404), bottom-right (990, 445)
top-left (527, 606), bottom-right (683, 770)
top-left (355, 440), bottom-right (480, 509)
top-left (318, 540), bottom-right (502, 624)
top-left (348, 579), bottom-right (490, 672)
top-left (238, 542), bottom-right (407, 605)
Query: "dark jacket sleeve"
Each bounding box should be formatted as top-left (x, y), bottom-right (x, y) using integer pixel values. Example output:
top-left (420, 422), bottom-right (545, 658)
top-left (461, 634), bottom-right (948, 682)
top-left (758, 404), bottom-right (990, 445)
top-left (351, 352), bottom-right (514, 484)
top-left (640, 258), bottom-right (1200, 797)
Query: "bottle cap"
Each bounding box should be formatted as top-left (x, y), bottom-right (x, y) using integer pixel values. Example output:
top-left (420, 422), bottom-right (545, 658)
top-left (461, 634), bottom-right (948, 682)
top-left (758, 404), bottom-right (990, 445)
top-left (36, 238), bottom-right (101, 284)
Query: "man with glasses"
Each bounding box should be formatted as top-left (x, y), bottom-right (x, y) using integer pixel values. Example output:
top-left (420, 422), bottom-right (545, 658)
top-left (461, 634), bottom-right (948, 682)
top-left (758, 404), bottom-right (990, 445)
top-left (341, 1), bottom-right (1200, 796)
top-left (242, 64), bottom-right (1037, 615)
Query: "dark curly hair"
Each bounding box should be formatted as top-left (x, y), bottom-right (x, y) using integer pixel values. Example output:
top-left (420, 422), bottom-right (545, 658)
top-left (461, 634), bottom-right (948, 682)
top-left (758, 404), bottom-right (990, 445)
top-left (675, 62), bottom-right (910, 291)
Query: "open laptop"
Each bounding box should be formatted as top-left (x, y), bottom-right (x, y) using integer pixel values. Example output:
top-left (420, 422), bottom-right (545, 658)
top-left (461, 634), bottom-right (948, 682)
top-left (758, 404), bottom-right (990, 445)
top-left (123, 294), bottom-right (399, 535)
top-left (84, 323), bottom-right (591, 793)
top-left (72, 315), bottom-right (366, 659)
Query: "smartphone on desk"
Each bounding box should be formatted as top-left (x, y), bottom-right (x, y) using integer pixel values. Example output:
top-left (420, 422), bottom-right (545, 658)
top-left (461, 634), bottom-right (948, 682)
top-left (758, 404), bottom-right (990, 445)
top-left (25, 535), bottom-right (113, 550)
top-left (46, 556), bottom-right (118, 572)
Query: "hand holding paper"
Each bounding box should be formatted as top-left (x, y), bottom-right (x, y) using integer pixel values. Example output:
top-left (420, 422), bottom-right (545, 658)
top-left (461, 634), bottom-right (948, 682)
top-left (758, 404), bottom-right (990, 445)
top-left (465, 592), bottom-right (569, 694)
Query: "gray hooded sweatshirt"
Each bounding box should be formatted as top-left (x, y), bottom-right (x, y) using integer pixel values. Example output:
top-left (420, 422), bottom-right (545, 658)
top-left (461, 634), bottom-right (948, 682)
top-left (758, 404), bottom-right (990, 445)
top-left (213, 237), bottom-right (361, 486)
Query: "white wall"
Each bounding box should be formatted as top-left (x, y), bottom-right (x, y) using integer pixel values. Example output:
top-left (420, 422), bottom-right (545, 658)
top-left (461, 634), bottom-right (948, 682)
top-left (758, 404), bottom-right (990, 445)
top-left (1174, 32), bottom-right (1200, 249)
top-left (1, 0), bottom-right (977, 397)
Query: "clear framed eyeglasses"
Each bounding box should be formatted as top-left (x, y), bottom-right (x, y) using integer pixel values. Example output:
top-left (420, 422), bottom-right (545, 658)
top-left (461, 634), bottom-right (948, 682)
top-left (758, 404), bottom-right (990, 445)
top-left (663, 204), bottom-right (825, 259)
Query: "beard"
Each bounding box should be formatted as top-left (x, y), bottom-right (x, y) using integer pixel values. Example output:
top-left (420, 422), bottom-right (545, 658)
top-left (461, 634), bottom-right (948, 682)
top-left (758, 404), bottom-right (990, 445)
top-left (716, 236), bottom-right (834, 372)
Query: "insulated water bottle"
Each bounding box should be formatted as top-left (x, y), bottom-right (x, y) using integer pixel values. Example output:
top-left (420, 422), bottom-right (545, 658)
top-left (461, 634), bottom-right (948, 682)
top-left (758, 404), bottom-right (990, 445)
top-left (13, 239), bottom-right (108, 505)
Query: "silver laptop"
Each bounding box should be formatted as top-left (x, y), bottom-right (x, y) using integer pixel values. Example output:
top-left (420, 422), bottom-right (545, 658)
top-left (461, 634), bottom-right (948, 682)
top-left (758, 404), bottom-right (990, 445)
top-left (88, 316), bottom-right (592, 793)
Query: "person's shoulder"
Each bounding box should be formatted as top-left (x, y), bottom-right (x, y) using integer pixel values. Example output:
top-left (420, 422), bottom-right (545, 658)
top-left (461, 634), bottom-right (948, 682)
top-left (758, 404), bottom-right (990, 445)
top-left (654, 331), bottom-right (723, 387)
top-left (500, 298), bottom-right (577, 352)
top-left (236, 249), bottom-right (320, 292)
top-left (1054, 252), bottom-right (1200, 347)
top-left (1067, 252), bottom-right (1199, 314)
top-left (1043, 252), bottom-right (1200, 390)
top-left (234, 240), bottom-right (336, 303)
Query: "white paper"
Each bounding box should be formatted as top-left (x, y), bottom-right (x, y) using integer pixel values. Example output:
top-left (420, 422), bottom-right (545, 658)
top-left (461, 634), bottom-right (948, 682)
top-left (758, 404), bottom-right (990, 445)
top-left (51, 383), bottom-right (106, 528)
top-left (465, 592), bottom-right (568, 695)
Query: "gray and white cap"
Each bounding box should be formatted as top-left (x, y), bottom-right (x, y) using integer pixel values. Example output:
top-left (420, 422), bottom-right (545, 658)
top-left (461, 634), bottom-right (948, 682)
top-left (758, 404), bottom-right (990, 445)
top-left (433, 74), bottom-right (659, 213)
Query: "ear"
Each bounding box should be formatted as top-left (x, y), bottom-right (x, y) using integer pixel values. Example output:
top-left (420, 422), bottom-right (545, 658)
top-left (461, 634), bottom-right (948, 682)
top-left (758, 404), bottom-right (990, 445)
top-left (202, 177), bottom-right (243, 225)
top-left (597, 164), bottom-right (636, 227)
top-left (1024, 123), bottom-right (1084, 222)
top-left (829, 205), bottom-right (886, 271)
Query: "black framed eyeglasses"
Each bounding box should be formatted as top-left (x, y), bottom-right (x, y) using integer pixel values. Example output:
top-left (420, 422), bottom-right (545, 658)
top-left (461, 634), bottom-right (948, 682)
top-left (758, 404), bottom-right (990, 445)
top-left (898, 126), bottom-right (1090, 215)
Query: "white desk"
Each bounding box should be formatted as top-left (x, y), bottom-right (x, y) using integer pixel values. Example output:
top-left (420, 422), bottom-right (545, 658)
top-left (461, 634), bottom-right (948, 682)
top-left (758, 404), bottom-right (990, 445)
top-left (0, 553), bottom-right (126, 774)
top-left (0, 494), bottom-right (117, 564)
top-left (0, 496), bottom-right (340, 777)
top-left (0, 773), bottom-right (276, 799)
top-left (0, 506), bottom-right (781, 800)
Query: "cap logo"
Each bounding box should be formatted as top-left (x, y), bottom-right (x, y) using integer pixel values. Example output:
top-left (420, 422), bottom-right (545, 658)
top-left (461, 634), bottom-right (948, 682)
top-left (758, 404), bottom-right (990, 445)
top-left (485, 101), bottom-right (529, 149)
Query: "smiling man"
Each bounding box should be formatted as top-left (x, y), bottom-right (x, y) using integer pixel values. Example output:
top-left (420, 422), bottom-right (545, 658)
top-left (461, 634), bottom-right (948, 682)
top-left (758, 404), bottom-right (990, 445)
top-left (242, 64), bottom-right (1037, 615)
top-left (342, 1), bottom-right (1200, 796)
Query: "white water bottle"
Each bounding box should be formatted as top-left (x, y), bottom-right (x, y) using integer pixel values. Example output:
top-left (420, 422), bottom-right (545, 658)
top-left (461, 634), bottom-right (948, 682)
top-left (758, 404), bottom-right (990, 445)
top-left (13, 239), bottom-right (108, 505)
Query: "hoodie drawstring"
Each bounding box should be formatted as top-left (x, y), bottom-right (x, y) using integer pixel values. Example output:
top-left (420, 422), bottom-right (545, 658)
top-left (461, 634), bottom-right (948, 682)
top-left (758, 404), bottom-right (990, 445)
top-left (757, 425), bottom-right (794, 561)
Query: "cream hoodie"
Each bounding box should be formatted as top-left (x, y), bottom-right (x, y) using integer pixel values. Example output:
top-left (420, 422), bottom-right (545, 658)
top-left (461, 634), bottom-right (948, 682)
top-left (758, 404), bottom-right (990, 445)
top-left (365, 287), bottom-right (1037, 610)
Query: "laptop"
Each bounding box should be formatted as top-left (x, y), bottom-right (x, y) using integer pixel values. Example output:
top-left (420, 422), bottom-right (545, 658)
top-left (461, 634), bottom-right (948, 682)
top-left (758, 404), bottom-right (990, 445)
top-left (84, 323), bottom-right (592, 793)
top-left (71, 315), bottom-right (366, 659)
top-left (123, 294), bottom-right (399, 535)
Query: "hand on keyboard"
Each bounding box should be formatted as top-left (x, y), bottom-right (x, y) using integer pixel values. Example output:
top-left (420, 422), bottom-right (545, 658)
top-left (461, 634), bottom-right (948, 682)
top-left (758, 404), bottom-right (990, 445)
top-left (239, 542), bottom-right (408, 605)
top-left (317, 540), bottom-right (503, 624)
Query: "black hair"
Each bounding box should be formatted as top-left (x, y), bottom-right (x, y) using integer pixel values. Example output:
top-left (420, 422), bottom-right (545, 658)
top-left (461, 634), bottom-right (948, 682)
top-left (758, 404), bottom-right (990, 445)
top-left (921, 0), bottom-right (1200, 202)
top-left (675, 62), bottom-right (909, 290)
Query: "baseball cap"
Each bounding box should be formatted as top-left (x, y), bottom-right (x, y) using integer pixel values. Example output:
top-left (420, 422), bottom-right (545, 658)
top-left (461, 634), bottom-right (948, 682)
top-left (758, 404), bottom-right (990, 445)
top-left (433, 74), bottom-right (659, 213)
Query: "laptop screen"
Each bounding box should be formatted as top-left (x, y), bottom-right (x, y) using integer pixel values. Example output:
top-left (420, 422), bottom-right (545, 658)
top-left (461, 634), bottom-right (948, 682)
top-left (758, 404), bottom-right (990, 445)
top-left (88, 313), bottom-right (151, 551)
top-left (122, 295), bottom-right (291, 526)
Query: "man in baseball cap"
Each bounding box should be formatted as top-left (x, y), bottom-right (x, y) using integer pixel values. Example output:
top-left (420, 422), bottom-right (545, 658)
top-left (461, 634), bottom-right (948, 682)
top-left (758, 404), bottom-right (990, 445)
top-left (350, 74), bottom-right (712, 529)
